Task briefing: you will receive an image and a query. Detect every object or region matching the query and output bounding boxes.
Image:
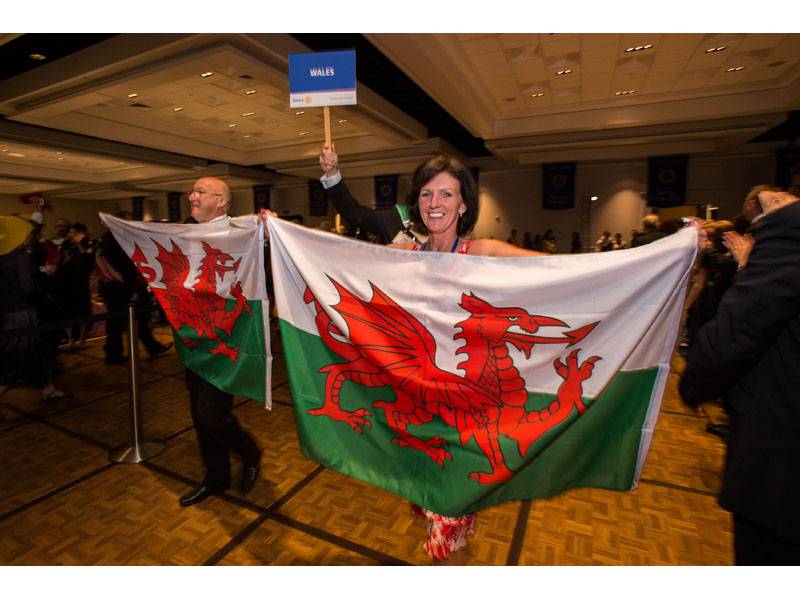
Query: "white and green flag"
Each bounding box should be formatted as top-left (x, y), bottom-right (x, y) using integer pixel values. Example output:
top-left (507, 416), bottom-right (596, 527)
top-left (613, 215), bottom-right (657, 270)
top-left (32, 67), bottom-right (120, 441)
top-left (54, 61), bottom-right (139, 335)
top-left (269, 218), bottom-right (696, 516)
top-left (100, 213), bottom-right (272, 407)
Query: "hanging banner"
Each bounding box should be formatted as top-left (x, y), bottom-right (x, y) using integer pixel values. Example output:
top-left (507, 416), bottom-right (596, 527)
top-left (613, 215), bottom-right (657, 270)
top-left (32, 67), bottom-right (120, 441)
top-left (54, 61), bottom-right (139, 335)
top-left (542, 163), bottom-right (576, 209)
top-left (253, 184), bottom-right (271, 213)
top-left (470, 166), bottom-right (480, 188)
top-left (374, 175), bottom-right (398, 209)
top-left (289, 50), bottom-right (357, 108)
top-left (648, 155), bottom-right (688, 207)
top-left (167, 192), bottom-right (182, 223)
top-left (776, 148), bottom-right (800, 193)
top-left (309, 180), bottom-right (328, 217)
top-left (131, 196), bottom-right (144, 221)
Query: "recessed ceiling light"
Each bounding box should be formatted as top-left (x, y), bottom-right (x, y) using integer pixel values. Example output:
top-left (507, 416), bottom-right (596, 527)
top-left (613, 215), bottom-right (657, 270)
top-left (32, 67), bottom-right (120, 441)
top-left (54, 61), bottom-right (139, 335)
top-left (615, 90), bottom-right (636, 95)
top-left (244, 90), bottom-right (256, 95)
top-left (625, 44), bottom-right (653, 53)
top-left (242, 112), bottom-right (255, 117)
top-left (1, 148), bottom-right (8, 152)
top-left (119, 161), bottom-right (126, 164)
top-left (295, 111), bottom-right (305, 115)
top-left (29, 53), bottom-right (47, 61)
top-left (530, 92), bottom-right (544, 98)
top-left (706, 46), bottom-right (727, 53)
top-left (298, 131), bottom-right (310, 136)
top-left (227, 123), bottom-right (237, 128)
top-left (127, 93), bottom-right (139, 98)
top-left (726, 66), bottom-right (745, 72)
top-left (173, 106), bottom-right (183, 112)
top-left (56, 151), bottom-right (63, 155)
top-left (590, 196), bottom-right (599, 202)
top-left (58, 157), bottom-right (65, 161)
top-left (201, 72), bottom-right (213, 78)
top-left (337, 119), bottom-right (348, 123)
top-left (556, 69), bottom-right (573, 76)
top-left (243, 135), bottom-right (252, 138)
top-left (8, 152), bottom-right (26, 158)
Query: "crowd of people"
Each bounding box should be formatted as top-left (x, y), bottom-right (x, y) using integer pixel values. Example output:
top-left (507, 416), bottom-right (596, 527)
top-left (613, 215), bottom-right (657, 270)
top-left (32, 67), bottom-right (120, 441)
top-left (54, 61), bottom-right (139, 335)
top-left (0, 207), bottom-right (170, 408)
top-left (2, 143), bottom-right (798, 566)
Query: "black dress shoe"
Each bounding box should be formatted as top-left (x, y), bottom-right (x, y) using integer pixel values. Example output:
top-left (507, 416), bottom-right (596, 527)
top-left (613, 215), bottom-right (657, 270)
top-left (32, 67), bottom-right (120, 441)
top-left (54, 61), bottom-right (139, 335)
top-left (179, 484), bottom-right (226, 507)
top-left (241, 464), bottom-right (260, 494)
top-left (148, 342), bottom-right (173, 359)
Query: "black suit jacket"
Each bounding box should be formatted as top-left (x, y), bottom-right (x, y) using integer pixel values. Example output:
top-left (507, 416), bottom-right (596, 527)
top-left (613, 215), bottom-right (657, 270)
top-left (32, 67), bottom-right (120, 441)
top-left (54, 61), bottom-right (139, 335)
top-left (326, 179), bottom-right (404, 244)
top-left (680, 201), bottom-right (800, 540)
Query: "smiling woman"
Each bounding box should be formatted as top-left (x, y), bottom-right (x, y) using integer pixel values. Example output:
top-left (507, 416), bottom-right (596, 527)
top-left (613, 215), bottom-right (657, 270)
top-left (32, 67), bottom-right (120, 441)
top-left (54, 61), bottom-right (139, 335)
top-left (392, 154), bottom-right (548, 258)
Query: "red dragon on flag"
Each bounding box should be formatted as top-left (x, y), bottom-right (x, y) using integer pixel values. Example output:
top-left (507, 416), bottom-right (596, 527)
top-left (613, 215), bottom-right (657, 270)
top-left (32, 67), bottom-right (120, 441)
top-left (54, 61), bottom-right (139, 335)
top-left (130, 239), bottom-right (251, 361)
top-left (304, 278), bottom-right (601, 485)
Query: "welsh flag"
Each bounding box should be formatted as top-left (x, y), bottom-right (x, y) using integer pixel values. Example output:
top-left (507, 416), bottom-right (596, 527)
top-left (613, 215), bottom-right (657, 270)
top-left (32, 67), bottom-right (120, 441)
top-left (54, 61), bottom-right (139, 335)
top-left (100, 213), bottom-right (272, 407)
top-left (269, 218), bottom-right (696, 516)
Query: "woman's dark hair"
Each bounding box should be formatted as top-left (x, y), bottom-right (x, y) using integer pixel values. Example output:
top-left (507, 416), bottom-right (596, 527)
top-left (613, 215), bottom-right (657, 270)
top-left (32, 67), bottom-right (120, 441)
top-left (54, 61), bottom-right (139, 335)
top-left (70, 222), bottom-right (88, 234)
top-left (408, 154), bottom-right (479, 237)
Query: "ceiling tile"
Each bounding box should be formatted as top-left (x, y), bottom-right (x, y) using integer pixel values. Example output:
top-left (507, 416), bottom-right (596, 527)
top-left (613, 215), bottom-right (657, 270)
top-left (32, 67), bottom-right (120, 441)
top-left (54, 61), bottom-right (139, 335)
top-left (469, 52), bottom-right (508, 68)
top-left (498, 34), bottom-right (540, 50)
top-left (736, 34), bottom-right (787, 52)
top-left (462, 36), bottom-right (503, 56)
top-left (581, 34), bottom-right (620, 50)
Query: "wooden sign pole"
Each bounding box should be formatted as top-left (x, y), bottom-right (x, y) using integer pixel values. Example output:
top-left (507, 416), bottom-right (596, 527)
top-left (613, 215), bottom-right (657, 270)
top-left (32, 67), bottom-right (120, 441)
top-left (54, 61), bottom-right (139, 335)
top-left (323, 106), bottom-right (332, 148)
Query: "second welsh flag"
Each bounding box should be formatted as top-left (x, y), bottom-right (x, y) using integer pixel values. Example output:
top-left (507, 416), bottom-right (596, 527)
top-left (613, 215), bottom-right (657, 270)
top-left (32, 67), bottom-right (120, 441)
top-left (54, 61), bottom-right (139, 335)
top-left (100, 213), bottom-right (272, 407)
top-left (269, 218), bottom-right (696, 516)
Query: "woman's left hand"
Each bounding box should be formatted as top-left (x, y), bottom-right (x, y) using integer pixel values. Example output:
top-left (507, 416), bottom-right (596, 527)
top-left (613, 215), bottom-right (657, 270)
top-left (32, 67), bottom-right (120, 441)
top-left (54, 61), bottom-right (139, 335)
top-left (683, 217), bottom-right (707, 255)
top-left (259, 209), bottom-right (278, 238)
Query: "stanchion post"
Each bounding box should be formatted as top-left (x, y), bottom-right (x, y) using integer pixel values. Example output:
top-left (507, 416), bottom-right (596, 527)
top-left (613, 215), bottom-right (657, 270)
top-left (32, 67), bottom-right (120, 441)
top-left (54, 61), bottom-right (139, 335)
top-left (108, 304), bottom-right (165, 464)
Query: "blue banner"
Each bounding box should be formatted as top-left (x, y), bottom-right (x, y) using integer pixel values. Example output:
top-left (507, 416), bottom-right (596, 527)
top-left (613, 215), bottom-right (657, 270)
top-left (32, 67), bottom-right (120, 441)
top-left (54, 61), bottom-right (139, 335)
top-left (648, 155), bottom-right (688, 207)
top-left (167, 192), bottom-right (182, 223)
top-left (776, 148), bottom-right (800, 194)
top-left (470, 166), bottom-right (480, 188)
top-left (253, 184), bottom-right (271, 212)
top-left (132, 196), bottom-right (144, 221)
top-left (309, 180), bottom-right (328, 217)
top-left (289, 50), bottom-right (357, 108)
top-left (374, 175), bottom-right (398, 209)
top-left (542, 163), bottom-right (575, 209)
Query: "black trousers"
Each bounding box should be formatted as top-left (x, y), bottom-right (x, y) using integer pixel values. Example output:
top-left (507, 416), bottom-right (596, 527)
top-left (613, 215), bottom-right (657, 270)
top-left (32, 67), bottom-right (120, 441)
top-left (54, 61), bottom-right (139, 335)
top-left (100, 283), bottom-right (161, 359)
top-left (184, 369), bottom-right (259, 489)
top-left (734, 514), bottom-right (800, 565)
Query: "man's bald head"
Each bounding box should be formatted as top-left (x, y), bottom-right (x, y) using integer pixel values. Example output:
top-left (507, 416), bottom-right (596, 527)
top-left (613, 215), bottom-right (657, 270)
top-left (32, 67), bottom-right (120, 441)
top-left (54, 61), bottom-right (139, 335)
top-left (189, 177), bottom-right (231, 222)
top-left (642, 214), bottom-right (660, 231)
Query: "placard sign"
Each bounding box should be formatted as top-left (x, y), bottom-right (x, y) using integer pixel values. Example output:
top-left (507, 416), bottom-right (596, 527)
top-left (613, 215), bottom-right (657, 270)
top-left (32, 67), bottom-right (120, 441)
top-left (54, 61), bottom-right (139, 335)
top-left (289, 50), bottom-right (357, 108)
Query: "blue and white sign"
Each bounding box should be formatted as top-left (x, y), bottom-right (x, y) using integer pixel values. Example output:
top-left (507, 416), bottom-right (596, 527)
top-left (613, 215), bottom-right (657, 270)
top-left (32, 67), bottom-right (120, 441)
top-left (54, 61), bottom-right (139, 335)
top-left (289, 50), bottom-right (357, 108)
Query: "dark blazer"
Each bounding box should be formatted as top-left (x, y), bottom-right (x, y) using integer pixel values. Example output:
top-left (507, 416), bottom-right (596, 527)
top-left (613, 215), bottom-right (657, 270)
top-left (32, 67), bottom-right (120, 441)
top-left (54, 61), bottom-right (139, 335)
top-left (680, 200), bottom-right (800, 541)
top-left (326, 179), bottom-right (405, 244)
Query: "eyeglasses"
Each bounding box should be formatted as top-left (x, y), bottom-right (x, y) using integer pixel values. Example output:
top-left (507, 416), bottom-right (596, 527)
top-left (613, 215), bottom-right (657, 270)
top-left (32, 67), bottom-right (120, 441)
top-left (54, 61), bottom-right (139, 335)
top-left (187, 188), bottom-right (224, 198)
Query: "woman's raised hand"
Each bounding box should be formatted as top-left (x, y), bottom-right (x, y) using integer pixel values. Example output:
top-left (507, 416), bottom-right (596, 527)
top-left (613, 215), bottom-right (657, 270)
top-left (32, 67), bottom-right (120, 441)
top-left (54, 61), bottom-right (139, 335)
top-left (320, 142), bottom-right (339, 177)
top-left (259, 208), bottom-right (278, 237)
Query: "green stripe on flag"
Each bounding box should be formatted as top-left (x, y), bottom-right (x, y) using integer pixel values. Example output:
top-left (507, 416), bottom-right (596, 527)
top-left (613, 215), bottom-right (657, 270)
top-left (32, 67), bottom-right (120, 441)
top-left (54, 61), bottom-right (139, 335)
top-left (174, 299), bottom-right (267, 402)
top-left (280, 319), bottom-right (657, 515)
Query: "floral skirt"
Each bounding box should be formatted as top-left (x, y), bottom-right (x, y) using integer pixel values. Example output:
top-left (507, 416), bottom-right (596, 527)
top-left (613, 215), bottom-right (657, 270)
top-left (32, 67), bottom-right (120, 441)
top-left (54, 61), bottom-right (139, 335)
top-left (412, 504), bottom-right (476, 560)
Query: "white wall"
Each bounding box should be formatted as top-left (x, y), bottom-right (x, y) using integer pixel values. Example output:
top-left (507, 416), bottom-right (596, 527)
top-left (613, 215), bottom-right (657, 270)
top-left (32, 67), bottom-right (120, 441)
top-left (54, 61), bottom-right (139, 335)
top-left (2, 152), bottom-right (776, 245)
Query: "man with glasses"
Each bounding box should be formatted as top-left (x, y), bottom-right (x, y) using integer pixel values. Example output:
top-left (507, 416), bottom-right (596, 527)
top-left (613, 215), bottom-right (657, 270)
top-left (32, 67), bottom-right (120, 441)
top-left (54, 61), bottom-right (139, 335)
top-left (179, 177), bottom-right (261, 507)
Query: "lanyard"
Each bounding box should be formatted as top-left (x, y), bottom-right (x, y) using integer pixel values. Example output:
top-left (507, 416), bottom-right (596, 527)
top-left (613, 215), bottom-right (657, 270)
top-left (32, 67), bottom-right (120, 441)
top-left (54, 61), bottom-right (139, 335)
top-left (420, 238), bottom-right (460, 253)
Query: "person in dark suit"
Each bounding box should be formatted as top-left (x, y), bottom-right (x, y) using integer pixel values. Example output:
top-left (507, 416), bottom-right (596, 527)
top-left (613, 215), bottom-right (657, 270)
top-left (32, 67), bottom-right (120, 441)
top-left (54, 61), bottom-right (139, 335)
top-left (679, 187), bottom-right (800, 565)
top-left (179, 176), bottom-right (261, 507)
top-left (96, 214), bottom-right (172, 365)
top-left (630, 214), bottom-right (668, 247)
top-left (319, 143), bottom-right (416, 245)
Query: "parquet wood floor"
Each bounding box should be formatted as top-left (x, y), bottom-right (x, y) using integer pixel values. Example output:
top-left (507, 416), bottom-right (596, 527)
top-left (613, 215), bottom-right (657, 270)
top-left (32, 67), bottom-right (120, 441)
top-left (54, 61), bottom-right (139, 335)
top-left (0, 325), bottom-right (734, 566)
